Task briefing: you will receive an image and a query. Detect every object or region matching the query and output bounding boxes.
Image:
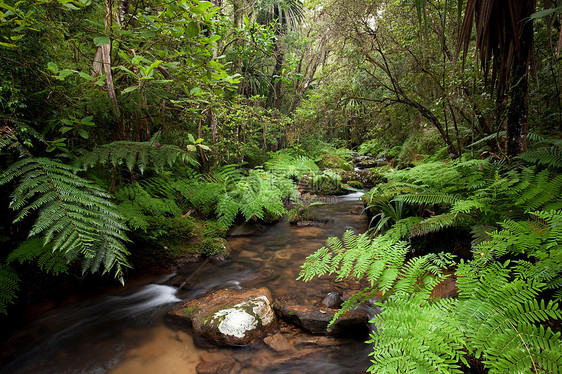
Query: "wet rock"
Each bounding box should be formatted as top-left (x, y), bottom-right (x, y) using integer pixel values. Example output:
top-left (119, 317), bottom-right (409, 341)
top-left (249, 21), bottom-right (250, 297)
top-left (273, 303), bottom-right (369, 337)
top-left (168, 287), bottom-right (277, 346)
top-left (264, 333), bottom-right (293, 352)
top-left (197, 352), bottom-right (236, 374)
top-left (228, 223), bottom-right (268, 237)
top-left (355, 158), bottom-right (386, 169)
top-left (321, 292), bottom-right (343, 309)
top-left (295, 218), bottom-right (333, 227)
top-left (247, 347), bottom-right (329, 373)
top-left (293, 335), bottom-right (350, 348)
top-left (339, 169), bottom-right (387, 187)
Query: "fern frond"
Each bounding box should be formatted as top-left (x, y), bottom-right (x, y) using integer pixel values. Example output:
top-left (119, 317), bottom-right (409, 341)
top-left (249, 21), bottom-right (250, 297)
top-left (518, 147), bottom-right (562, 169)
top-left (456, 262), bottom-right (562, 373)
top-left (299, 231), bottom-right (452, 297)
top-left (398, 192), bottom-right (463, 206)
top-left (512, 169), bottom-right (562, 211)
top-left (410, 213), bottom-right (459, 237)
top-left (0, 265), bottom-right (20, 315)
top-left (0, 158), bottom-right (130, 281)
top-left (368, 293), bottom-right (465, 374)
top-left (6, 238), bottom-right (68, 275)
top-left (264, 152), bottom-right (319, 179)
top-left (76, 141), bottom-right (198, 173)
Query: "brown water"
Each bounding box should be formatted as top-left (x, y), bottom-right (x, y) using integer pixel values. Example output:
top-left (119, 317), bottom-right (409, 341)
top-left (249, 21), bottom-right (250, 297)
top-left (0, 192), bottom-right (372, 374)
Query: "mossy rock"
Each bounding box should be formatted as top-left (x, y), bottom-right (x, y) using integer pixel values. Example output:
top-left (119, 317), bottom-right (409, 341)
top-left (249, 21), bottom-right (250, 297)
top-left (167, 287), bottom-right (277, 346)
top-left (318, 154), bottom-right (353, 171)
top-left (199, 237), bottom-right (230, 259)
top-left (346, 180), bottom-right (364, 189)
top-left (287, 206), bottom-right (317, 224)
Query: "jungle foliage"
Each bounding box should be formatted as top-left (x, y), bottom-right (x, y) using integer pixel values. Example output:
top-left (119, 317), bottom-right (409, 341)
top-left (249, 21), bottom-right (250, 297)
top-left (301, 156), bottom-right (562, 373)
top-left (1, 0), bottom-right (562, 371)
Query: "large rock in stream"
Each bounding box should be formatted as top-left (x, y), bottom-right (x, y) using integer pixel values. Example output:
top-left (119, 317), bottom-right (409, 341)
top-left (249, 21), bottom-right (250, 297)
top-left (273, 302), bottom-right (370, 337)
top-left (168, 287), bottom-right (277, 346)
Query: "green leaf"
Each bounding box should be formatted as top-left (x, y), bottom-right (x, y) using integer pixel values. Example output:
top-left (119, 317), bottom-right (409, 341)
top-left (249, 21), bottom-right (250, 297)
top-left (56, 69), bottom-right (73, 80)
top-left (77, 129), bottom-right (89, 139)
top-left (122, 85), bottom-right (138, 94)
top-left (185, 21), bottom-right (200, 37)
top-left (118, 66), bottom-right (138, 78)
top-left (80, 116), bottom-right (94, 124)
top-left (529, 6), bottom-right (562, 20)
top-left (47, 62), bottom-right (59, 73)
top-left (93, 35), bottom-right (110, 46)
top-left (78, 71), bottom-right (94, 81)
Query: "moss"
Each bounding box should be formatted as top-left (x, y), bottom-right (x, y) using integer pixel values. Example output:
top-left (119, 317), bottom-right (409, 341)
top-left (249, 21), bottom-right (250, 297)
top-left (347, 180), bottom-right (364, 189)
top-left (199, 237), bottom-right (228, 257)
top-left (182, 305), bottom-right (200, 316)
top-left (368, 169), bottom-right (388, 186)
top-left (287, 206), bottom-right (317, 224)
top-left (318, 154), bottom-right (353, 171)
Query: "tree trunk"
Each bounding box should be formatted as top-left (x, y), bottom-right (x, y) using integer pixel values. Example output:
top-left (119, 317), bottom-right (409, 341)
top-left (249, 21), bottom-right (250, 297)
top-left (506, 17), bottom-right (532, 157)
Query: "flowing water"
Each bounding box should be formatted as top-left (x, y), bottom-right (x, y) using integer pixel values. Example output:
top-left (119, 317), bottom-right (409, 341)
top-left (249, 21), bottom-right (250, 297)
top-left (0, 192), bottom-right (372, 374)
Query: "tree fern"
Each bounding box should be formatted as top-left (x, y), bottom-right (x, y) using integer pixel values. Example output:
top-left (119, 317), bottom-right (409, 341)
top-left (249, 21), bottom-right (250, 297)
top-left (0, 157), bottom-right (130, 282)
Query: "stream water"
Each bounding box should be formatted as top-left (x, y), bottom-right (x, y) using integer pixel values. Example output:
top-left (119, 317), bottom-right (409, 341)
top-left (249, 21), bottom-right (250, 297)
top-left (0, 192), bottom-right (371, 374)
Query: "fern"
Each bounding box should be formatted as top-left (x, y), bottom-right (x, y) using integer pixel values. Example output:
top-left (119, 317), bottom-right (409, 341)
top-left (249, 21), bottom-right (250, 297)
top-left (264, 152), bottom-right (319, 179)
top-left (215, 169), bottom-right (293, 228)
top-left (0, 265), bottom-right (20, 315)
top-left (76, 140), bottom-right (198, 173)
top-left (511, 169), bottom-right (562, 211)
top-left (518, 146), bottom-right (562, 169)
top-left (474, 210), bottom-right (562, 300)
top-left (455, 262), bottom-right (562, 373)
top-left (7, 238), bottom-right (68, 275)
top-left (298, 230), bottom-right (455, 297)
top-left (0, 157), bottom-right (130, 281)
top-left (368, 293), bottom-right (466, 374)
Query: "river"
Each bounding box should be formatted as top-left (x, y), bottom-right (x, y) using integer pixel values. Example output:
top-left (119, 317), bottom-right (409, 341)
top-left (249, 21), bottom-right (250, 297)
top-left (0, 192), bottom-right (372, 374)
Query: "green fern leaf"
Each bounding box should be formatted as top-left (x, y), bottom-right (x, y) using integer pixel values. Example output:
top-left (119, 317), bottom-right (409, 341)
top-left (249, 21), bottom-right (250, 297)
top-left (0, 158), bottom-right (131, 281)
top-left (0, 265), bottom-right (20, 315)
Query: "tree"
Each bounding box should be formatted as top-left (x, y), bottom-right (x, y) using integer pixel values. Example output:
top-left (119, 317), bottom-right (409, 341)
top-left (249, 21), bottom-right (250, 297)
top-left (458, 0), bottom-right (537, 157)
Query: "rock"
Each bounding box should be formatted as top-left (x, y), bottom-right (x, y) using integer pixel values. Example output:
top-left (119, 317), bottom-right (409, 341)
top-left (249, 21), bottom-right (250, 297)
top-left (228, 223), bottom-right (267, 237)
top-left (168, 287), bottom-right (277, 346)
top-left (196, 352), bottom-right (236, 374)
top-left (264, 333), bottom-right (294, 353)
top-left (321, 292), bottom-right (343, 309)
top-left (273, 303), bottom-right (369, 337)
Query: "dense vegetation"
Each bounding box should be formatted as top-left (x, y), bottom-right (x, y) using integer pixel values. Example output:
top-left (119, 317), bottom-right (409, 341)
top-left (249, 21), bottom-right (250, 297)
top-left (1, 0), bottom-right (561, 372)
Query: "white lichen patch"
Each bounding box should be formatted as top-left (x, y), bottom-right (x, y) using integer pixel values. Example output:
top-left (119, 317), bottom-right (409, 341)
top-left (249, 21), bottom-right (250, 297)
top-left (214, 308), bottom-right (257, 338)
top-left (251, 296), bottom-right (275, 325)
top-left (209, 296), bottom-right (274, 339)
